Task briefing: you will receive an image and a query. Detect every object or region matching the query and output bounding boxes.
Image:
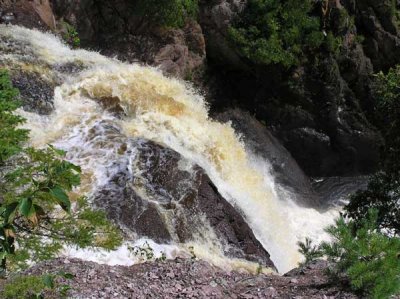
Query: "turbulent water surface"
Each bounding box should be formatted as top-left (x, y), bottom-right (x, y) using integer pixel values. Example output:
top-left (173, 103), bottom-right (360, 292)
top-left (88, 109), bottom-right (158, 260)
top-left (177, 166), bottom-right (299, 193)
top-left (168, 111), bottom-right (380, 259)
top-left (0, 25), bottom-right (341, 273)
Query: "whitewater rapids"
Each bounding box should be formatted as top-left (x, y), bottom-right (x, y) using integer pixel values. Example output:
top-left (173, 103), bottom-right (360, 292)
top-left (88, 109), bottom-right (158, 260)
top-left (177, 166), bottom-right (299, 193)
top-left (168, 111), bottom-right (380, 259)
top-left (0, 25), bottom-right (339, 273)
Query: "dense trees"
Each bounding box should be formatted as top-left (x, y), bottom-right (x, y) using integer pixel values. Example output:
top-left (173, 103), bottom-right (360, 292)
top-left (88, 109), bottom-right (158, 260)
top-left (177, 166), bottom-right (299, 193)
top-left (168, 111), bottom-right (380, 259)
top-left (136, 0), bottom-right (198, 28)
top-left (229, 0), bottom-right (326, 67)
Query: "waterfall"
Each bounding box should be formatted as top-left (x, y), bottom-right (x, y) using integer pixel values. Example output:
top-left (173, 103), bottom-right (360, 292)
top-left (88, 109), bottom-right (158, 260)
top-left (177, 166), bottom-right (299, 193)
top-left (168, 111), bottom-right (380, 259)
top-left (0, 25), bottom-right (339, 273)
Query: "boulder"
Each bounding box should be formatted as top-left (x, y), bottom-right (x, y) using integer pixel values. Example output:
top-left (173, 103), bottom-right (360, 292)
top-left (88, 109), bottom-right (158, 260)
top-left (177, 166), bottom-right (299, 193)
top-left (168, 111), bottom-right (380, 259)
top-left (50, 0), bottom-right (206, 78)
top-left (94, 138), bottom-right (274, 268)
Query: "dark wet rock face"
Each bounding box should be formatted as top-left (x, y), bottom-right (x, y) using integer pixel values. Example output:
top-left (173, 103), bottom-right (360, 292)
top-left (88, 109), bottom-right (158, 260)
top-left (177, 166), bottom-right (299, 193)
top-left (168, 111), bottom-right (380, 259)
top-left (18, 258), bottom-right (360, 298)
top-left (216, 109), bottom-right (320, 207)
top-left (200, 0), bottom-right (386, 177)
top-left (94, 139), bottom-right (274, 268)
top-left (345, 0), bottom-right (400, 71)
top-left (11, 71), bottom-right (55, 115)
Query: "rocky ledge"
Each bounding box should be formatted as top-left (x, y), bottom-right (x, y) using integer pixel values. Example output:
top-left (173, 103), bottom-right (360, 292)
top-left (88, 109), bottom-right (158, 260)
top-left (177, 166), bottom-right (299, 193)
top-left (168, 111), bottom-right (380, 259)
top-left (11, 258), bottom-right (359, 299)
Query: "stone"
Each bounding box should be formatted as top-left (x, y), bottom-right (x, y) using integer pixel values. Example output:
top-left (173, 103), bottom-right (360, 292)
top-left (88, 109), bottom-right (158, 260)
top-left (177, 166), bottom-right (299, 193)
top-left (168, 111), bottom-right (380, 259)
top-left (93, 137), bottom-right (274, 268)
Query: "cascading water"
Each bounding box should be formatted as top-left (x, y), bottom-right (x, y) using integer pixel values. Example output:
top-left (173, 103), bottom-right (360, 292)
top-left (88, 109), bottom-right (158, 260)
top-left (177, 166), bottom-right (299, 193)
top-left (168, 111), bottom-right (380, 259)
top-left (0, 25), bottom-right (340, 273)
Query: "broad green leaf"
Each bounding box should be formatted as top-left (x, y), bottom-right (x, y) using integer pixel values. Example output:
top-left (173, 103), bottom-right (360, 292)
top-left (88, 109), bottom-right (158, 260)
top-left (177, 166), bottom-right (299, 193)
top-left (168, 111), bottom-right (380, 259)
top-left (69, 163), bottom-right (82, 173)
top-left (19, 198), bottom-right (33, 217)
top-left (50, 186), bottom-right (71, 212)
top-left (3, 202), bottom-right (18, 223)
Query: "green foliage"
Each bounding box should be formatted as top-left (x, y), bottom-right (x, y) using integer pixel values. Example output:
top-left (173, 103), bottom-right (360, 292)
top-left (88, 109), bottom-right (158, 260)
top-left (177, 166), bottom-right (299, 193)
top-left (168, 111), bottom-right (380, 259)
top-left (345, 65), bottom-right (400, 235)
top-left (0, 70), bottom-right (29, 165)
top-left (346, 172), bottom-right (400, 235)
top-left (324, 32), bottom-right (342, 56)
top-left (3, 272), bottom-right (74, 299)
top-left (0, 69), bottom-right (122, 274)
top-left (320, 211), bottom-right (400, 299)
top-left (229, 0), bottom-right (324, 68)
top-left (334, 7), bottom-right (355, 34)
top-left (297, 237), bottom-right (323, 265)
top-left (61, 22), bottom-right (80, 48)
top-left (298, 211), bottom-right (400, 298)
top-left (3, 275), bottom-right (46, 299)
top-left (136, 0), bottom-right (198, 28)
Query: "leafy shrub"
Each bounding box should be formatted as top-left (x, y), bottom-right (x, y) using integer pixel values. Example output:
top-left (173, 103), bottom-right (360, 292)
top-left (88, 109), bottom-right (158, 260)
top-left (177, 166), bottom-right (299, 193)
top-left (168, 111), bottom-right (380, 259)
top-left (298, 211), bottom-right (400, 299)
top-left (229, 0), bottom-right (324, 68)
top-left (345, 65), bottom-right (400, 235)
top-left (321, 211), bottom-right (400, 299)
top-left (0, 70), bottom-right (122, 274)
top-left (0, 70), bottom-right (28, 164)
top-left (3, 275), bottom-right (46, 299)
top-left (324, 32), bottom-right (342, 56)
top-left (3, 272), bottom-right (74, 299)
top-left (61, 22), bottom-right (80, 48)
top-left (136, 0), bottom-right (198, 28)
top-left (297, 237), bottom-right (323, 265)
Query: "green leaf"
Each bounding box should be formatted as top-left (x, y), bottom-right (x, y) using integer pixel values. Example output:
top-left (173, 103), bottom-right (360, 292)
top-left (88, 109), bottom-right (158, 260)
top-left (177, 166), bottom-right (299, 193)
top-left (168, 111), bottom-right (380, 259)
top-left (42, 274), bottom-right (54, 289)
top-left (50, 186), bottom-right (71, 212)
top-left (47, 144), bottom-right (66, 156)
top-left (0, 251), bottom-right (8, 261)
top-left (69, 163), bottom-right (82, 173)
top-left (3, 202), bottom-right (18, 223)
top-left (19, 198), bottom-right (33, 217)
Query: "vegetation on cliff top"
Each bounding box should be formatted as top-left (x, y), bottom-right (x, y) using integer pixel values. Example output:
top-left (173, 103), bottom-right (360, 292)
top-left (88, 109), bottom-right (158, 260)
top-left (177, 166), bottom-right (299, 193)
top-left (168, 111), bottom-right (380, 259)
top-left (0, 69), bottom-right (122, 275)
top-left (229, 0), bottom-right (325, 67)
top-left (136, 0), bottom-right (198, 28)
top-left (228, 0), bottom-right (357, 68)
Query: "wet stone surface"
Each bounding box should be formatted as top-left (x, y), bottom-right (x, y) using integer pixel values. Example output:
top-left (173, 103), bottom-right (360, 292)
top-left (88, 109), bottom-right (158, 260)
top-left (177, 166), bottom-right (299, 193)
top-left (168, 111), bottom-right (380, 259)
top-left (94, 139), bottom-right (274, 268)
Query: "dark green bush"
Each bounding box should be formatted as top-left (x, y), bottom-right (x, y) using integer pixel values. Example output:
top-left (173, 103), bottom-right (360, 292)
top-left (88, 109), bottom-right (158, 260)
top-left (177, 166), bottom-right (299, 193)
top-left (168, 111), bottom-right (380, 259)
top-left (136, 0), bottom-right (198, 28)
top-left (321, 211), bottom-right (400, 299)
top-left (3, 275), bottom-right (46, 299)
top-left (229, 0), bottom-right (324, 68)
top-left (3, 272), bottom-right (74, 299)
top-left (62, 22), bottom-right (80, 48)
top-left (298, 210), bottom-right (400, 299)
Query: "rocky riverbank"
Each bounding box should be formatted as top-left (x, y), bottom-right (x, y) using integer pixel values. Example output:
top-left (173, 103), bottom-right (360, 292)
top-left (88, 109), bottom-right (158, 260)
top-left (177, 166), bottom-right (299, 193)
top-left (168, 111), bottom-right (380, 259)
top-left (10, 258), bottom-right (358, 299)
